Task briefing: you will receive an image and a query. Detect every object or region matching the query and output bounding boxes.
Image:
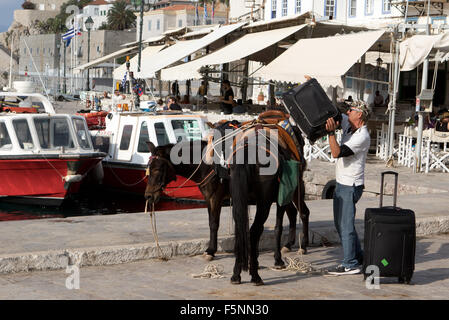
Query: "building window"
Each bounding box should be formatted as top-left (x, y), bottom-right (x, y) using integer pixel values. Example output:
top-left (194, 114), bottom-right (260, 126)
top-left (365, 0), bottom-right (374, 15)
top-left (157, 19), bottom-right (160, 30)
top-left (325, 0), bottom-right (336, 19)
top-left (154, 123), bottom-right (170, 146)
top-left (94, 8), bottom-right (99, 16)
top-left (30, 48), bottom-right (32, 54)
top-left (36, 48), bottom-right (39, 54)
top-left (296, 0), bottom-right (301, 14)
top-left (51, 4), bottom-right (56, 10)
top-left (39, 4), bottom-right (45, 10)
top-left (349, 0), bottom-right (357, 17)
top-left (178, 19), bottom-right (182, 27)
top-left (281, 0), bottom-right (287, 16)
top-left (406, 17), bottom-right (418, 24)
top-left (346, 72), bottom-right (353, 89)
top-left (271, 0), bottom-right (277, 19)
top-left (382, 0), bottom-right (391, 13)
top-left (43, 48), bottom-right (45, 54)
top-left (148, 20), bottom-right (152, 31)
top-left (432, 16), bottom-right (446, 26)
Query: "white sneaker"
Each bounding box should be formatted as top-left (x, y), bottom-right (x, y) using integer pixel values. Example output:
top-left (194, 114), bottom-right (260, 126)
top-left (327, 264), bottom-right (361, 276)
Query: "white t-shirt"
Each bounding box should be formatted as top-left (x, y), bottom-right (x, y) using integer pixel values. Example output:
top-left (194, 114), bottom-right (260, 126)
top-left (335, 114), bottom-right (371, 186)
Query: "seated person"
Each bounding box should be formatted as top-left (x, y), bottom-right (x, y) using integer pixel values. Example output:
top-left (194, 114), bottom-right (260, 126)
top-left (233, 99), bottom-right (247, 114)
top-left (166, 96), bottom-right (182, 111)
top-left (181, 95), bottom-right (190, 104)
top-left (156, 99), bottom-right (165, 111)
top-left (344, 95), bottom-right (354, 103)
top-left (373, 91), bottom-right (384, 108)
top-left (436, 112), bottom-right (449, 132)
top-left (426, 112), bottom-right (437, 129)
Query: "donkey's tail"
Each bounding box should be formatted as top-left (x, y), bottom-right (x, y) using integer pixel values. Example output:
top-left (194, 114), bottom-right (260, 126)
top-left (230, 164), bottom-right (250, 272)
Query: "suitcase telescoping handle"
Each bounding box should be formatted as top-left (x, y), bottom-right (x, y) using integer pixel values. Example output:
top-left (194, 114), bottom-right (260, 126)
top-left (379, 171), bottom-right (398, 208)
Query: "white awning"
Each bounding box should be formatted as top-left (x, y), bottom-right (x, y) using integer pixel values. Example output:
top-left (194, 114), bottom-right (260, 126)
top-left (253, 30), bottom-right (385, 87)
top-left (74, 46), bottom-right (138, 72)
top-left (181, 26), bottom-right (218, 39)
top-left (163, 26), bottom-right (188, 36)
top-left (120, 35), bottom-right (166, 47)
top-left (113, 45), bottom-right (164, 80)
top-left (399, 32), bottom-right (449, 71)
top-left (138, 22), bottom-right (245, 79)
top-left (161, 25), bottom-right (306, 81)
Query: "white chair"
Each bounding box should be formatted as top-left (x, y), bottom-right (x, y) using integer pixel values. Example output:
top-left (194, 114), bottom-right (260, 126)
top-left (423, 129), bottom-right (449, 173)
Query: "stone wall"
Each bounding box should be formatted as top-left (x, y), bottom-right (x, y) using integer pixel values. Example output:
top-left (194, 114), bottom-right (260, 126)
top-left (14, 10), bottom-right (58, 28)
top-left (303, 165), bottom-right (446, 201)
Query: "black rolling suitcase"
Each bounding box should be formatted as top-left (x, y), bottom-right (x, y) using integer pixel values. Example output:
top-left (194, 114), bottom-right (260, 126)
top-left (281, 78), bottom-right (341, 143)
top-left (363, 171), bottom-right (416, 284)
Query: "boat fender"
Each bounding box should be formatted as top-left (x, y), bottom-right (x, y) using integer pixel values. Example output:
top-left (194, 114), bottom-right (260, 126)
top-left (63, 174), bottom-right (84, 183)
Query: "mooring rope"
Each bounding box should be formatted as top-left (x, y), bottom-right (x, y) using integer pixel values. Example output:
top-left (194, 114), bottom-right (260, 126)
top-left (144, 200), bottom-right (169, 261)
top-left (191, 263), bottom-right (225, 279)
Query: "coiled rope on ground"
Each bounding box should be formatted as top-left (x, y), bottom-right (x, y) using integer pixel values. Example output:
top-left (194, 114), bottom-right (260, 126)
top-left (191, 264), bottom-right (225, 279)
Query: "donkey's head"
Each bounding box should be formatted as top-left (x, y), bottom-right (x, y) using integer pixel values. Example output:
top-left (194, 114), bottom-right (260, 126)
top-left (144, 142), bottom-right (177, 204)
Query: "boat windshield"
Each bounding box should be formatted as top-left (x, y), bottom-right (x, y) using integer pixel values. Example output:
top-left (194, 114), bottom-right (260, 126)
top-left (72, 118), bottom-right (92, 149)
top-left (0, 122), bottom-right (12, 150)
top-left (34, 117), bottom-right (75, 149)
top-left (171, 119), bottom-right (202, 142)
top-left (13, 119), bottom-right (34, 150)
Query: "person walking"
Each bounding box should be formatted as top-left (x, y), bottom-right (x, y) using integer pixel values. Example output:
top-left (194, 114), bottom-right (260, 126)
top-left (325, 101), bottom-right (371, 275)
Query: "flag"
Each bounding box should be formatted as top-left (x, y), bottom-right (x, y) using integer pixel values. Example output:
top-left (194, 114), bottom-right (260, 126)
top-left (212, 1), bottom-right (215, 19)
top-left (122, 72), bottom-right (127, 90)
top-left (195, 4), bottom-right (199, 25)
top-left (62, 27), bottom-right (81, 47)
top-left (204, 2), bottom-right (208, 19)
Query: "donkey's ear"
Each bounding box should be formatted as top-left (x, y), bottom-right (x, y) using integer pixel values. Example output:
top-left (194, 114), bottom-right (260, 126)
top-left (146, 141), bottom-right (157, 154)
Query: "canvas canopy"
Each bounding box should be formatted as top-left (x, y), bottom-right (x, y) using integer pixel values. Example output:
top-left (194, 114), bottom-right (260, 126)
top-left (137, 22), bottom-right (245, 79)
top-left (74, 46), bottom-right (138, 73)
top-left (113, 45), bottom-right (164, 80)
top-left (160, 25), bottom-right (306, 81)
top-left (399, 32), bottom-right (449, 71)
top-left (253, 30), bottom-right (385, 87)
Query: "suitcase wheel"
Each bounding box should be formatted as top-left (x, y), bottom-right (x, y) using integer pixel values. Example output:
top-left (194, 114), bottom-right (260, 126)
top-left (398, 276), bottom-right (412, 284)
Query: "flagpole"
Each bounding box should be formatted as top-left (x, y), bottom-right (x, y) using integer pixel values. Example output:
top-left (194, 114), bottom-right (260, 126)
top-left (212, 1), bottom-right (214, 25)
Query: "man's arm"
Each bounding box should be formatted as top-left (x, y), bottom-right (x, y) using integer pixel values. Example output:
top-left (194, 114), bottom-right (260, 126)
top-left (326, 118), bottom-right (354, 158)
top-left (326, 118), bottom-right (340, 158)
top-left (221, 95), bottom-right (234, 105)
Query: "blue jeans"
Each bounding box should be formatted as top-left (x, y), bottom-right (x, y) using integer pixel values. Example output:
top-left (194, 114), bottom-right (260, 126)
top-left (333, 183), bottom-right (364, 268)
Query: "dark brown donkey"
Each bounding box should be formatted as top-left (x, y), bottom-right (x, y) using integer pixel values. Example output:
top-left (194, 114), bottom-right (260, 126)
top-left (144, 139), bottom-right (310, 268)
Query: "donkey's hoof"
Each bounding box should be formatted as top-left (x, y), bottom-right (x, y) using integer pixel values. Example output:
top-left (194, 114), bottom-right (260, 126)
top-left (230, 275), bottom-right (241, 285)
top-left (281, 247), bottom-right (291, 254)
top-left (203, 253), bottom-right (214, 261)
top-left (297, 248), bottom-right (307, 255)
top-left (272, 264), bottom-right (286, 270)
top-left (251, 277), bottom-right (264, 286)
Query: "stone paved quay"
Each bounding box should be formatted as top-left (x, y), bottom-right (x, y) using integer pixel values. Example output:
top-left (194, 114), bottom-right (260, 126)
top-left (0, 157), bottom-right (449, 275)
top-left (0, 234), bottom-right (447, 300)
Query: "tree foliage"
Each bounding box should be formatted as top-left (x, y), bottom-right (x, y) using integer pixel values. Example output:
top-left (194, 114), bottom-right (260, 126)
top-left (22, 1), bottom-right (36, 10)
top-left (35, 0), bottom-right (91, 34)
top-left (107, 0), bottom-right (136, 31)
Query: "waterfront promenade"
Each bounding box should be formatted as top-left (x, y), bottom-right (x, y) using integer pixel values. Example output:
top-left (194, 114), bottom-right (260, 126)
top-left (0, 157), bottom-right (448, 274)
